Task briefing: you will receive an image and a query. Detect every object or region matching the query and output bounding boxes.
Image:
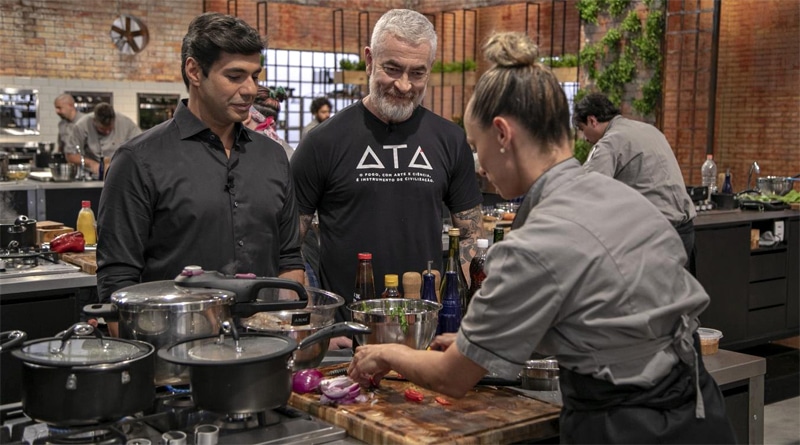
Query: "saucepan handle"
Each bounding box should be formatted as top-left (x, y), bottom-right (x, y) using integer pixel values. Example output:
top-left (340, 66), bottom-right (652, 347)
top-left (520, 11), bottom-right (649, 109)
top-left (297, 322), bottom-right (371, 351)
top-left (174, 268), bottom-right (309, 305)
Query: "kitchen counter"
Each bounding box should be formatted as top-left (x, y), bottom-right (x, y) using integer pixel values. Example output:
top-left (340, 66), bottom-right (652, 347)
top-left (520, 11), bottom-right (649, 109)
top-left (695, 208), bottom-right (799, 228)
top-left (0, 178), bottom-right (104, 191)
top-left (0, 269), bottom-right (96, 297)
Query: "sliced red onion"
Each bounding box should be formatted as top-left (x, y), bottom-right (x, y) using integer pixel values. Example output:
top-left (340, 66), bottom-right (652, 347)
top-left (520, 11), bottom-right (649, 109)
top-left (292, 368), bottom-right (324, 394)
top-left (318, 376), bottom-right (365, 404)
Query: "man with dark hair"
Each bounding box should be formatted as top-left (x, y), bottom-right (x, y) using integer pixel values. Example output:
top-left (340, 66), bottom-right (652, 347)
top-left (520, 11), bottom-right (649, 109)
top-left (65, 102), bottom-right (140, 176)
top-left (54, 93), bottom-right (84, 152)
top-left (301, 97), bottom-right (332, 138)
top-left (573, 92), bottom-right (696, 269)
top-left (97, 13), bottom-right (305, 314)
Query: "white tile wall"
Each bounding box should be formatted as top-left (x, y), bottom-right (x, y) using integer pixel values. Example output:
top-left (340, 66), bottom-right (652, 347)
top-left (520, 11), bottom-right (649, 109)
top-left (0, 76), bottom-right (187, 145)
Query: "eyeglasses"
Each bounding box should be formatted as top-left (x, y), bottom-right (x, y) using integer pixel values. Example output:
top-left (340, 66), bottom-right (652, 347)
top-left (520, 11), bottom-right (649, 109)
top-left (379, 64), bottom-right (429, 83)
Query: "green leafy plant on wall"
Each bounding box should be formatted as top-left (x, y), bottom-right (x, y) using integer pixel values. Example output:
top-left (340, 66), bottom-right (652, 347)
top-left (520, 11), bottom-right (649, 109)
top-left (573, 137), bottom-right (593, 164)
top-left (576, 0), bottom-right (664, 117)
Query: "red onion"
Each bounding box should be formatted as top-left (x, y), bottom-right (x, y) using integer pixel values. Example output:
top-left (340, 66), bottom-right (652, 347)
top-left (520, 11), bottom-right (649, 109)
top-left (319, 376), bottom-right (362, 404)
top-left (292, 368), bottom-right (324, 394)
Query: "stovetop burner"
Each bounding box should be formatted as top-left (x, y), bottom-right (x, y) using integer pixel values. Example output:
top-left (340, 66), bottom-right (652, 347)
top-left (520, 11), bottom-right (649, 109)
top-left (1, 391), bottom-right (347, 445)
top-left (0, 248), bottom-right (80, 278)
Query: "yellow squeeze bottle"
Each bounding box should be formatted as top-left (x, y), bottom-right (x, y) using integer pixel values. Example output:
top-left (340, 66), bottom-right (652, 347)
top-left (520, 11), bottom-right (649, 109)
top-left (76, 200), bottom-right (97, 245)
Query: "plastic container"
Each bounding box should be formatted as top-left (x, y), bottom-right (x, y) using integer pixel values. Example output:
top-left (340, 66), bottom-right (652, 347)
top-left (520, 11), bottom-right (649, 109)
top-left (701, 154), bottom-right (718, 194)
top-left (698, 328), bottom-right (723, 355)
top-left (76, 200), bottom-right (97, 245)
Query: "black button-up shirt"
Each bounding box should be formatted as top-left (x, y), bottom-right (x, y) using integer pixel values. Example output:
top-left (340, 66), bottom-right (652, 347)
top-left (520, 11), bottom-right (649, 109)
top-left (97, 100), bottom-right (304, 301)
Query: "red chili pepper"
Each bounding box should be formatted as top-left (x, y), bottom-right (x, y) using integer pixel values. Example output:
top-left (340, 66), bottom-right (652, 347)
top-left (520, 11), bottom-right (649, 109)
top-left (50, 231), bottom-right (85, 253)
top-left (404, 388), bottom-right (424, 403)
top-left (434, 396), bottom-right (451, 406)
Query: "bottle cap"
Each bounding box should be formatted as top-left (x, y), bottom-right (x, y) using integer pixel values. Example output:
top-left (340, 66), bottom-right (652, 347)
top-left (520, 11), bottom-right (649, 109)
top-left (81, 200), bottom-right (91, 207)
top-left (357, 252), bottom-right (372, 260)
top-left (448, 227), bottom-right (460, 237)
top-left (477, 238), bottom-right (489, 248)
top-left (384, 274), bottom-right (398, 287)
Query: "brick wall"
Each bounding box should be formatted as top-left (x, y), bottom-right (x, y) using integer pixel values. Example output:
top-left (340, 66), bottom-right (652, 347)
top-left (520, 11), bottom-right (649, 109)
top-left (713, 0), bottom-right (800, 188)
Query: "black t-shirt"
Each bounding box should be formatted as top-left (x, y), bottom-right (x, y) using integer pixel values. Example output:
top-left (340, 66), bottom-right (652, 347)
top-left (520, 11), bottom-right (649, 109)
top-left (291, 102), bottom-right (482, 320)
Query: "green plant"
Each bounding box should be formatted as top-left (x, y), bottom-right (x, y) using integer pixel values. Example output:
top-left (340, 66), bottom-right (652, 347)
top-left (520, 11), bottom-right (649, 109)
top-left (578, 0), bottom-right (664, 118)
top-left (573, 138), bottom-right (593, 164)
top-left (539, 53), bottom-right (579, 68)
top-left (576, 0), bottom-right (604, 24)
top-left (431, 59), bottom-right (477, 73)
top-left (339, 59), bottom-right (366, 71)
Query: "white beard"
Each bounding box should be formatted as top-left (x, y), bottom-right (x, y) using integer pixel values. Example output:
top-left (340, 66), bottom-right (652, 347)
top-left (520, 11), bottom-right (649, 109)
top-left (369, 75), bottom-right (426, 123)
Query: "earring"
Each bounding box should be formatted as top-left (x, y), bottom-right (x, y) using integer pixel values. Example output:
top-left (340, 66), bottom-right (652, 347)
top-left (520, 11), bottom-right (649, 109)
top-left (499, 147), bottom-right (506, 154)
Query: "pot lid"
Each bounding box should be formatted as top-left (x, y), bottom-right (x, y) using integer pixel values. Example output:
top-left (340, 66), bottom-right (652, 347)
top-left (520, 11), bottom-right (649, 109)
top-left (159, 334), bottom-right (297, 366)
top-left (13, 337), bottom-right (153, 367)
top-left (111, 280), bottom-right (235, 309)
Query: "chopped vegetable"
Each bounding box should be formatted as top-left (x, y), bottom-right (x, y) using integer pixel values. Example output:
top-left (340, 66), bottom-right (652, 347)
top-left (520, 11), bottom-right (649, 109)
top-left (434, 396), bottom-right (451, 406)
top-left (389, 302), bottom-right (409, 333)
top-left (292, 368), bottom-right (324, 394)
top-left (404, 388), bottom-right (424, 403)
top-left (319, 376), bottom-right (362, 405)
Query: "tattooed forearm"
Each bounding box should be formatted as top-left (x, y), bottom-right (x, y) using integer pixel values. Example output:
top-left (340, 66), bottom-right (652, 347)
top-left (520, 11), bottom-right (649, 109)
top-left (298, 213), bottom-right (315, 242)
top-left (451, 205), bottom-right (484, 265)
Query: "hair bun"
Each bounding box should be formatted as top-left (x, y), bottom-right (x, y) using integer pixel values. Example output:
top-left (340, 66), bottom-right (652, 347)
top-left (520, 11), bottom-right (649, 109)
top-left (483, 32), bottom-right (539, 68)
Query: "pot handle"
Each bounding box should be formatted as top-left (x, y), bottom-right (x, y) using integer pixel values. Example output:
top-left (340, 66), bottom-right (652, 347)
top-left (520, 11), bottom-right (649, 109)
top-left (83, 303), bottom-right (120, 322)
top-left (0, 330), bottom-right (27, 352)
top-left (297, 322), bottom-right (371, 351)
top-left (52, 322), bottom-right (105, 353)
top-left (174, 267), bottom-right (309, 307)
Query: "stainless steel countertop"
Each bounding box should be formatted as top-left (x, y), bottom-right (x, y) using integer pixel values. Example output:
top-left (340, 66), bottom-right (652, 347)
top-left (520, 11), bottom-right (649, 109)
top-left (0, 178), bottom-right (104, 191)
top-left (695, 208), bottom-right (799, 228)
top-left (0, 270), bottom-right (96, 296)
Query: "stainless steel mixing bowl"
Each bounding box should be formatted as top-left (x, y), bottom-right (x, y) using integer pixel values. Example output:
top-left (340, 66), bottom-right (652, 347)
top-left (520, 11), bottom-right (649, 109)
top-left (347, 298), bottom-right (441, 349)
top-left (240, 287), bottom-right (344, 370)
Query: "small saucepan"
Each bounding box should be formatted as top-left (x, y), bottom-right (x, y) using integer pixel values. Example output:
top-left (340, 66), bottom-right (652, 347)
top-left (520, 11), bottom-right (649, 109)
top-left (1, 215), bottom-right (37, 250)
top-left (158, 321), bottom-right (370, 414)
top-left (11, 323), bottom-right (155, 426)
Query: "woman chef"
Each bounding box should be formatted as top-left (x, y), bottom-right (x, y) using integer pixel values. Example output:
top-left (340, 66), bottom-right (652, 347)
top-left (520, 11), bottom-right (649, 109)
top-left (348, 32), bottom-right (736, 444)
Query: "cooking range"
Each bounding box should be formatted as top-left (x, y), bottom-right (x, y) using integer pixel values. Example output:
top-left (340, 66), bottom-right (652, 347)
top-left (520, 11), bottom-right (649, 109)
top-left (0, 248), bottom-right (79, 278)
top-left (0, 390), bottom-right (346, 445)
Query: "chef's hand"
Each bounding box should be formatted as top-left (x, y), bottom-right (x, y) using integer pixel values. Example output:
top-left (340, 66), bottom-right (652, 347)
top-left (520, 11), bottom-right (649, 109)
top-left (328, 336), bottom-right (352, 350)
top-left (429, 333), bottom-right (457, 351)
top-left (348, 344), bottom-right (393, 388)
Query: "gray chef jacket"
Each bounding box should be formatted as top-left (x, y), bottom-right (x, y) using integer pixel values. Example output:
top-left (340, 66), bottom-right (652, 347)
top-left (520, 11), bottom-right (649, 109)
top-left (583, 115), bottom-right (696, 226)
top-left (456, 158), bottom-right (709, 388)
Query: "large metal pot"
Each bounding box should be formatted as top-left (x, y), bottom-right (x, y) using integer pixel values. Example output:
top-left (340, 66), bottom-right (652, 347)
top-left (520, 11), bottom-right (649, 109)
top-left (1, 215), bottom-right (37, 250)
top-left (10, 323), bottom-right (155, 426)
top-left (158, 321), bottom-right (370, 414)
top-left (240, 287), bottom-right (344, 370)
top-left (84, 266), bottom-right (311, 387)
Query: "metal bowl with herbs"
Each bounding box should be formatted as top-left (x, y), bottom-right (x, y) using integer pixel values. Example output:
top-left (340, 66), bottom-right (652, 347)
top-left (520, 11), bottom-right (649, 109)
top-left (347, 298), bottom-right (441, 349)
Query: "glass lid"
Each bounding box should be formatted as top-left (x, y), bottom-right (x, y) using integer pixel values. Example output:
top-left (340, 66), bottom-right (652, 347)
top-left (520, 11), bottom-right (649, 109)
top-left (15, 337), bottom-right (152, 366)
top-left (161, 334), bottom-right (295, 365)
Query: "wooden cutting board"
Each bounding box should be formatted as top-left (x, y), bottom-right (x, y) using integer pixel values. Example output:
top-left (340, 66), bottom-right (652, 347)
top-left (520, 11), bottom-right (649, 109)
top-left (288, 365), bottom-right (560, 444)
top-left (61, 252), bottom-right (97, 275)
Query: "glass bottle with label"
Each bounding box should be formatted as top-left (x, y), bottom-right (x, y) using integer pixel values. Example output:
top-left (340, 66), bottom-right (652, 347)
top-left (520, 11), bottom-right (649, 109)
top-left (440, 227), bottom-right (469, 316)
top-left (353, 252), bottom-right (376, 303)
top-left (493, 227), bottom-right (505, 244)
top-left (438, 270), bottom-right (463, 334)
